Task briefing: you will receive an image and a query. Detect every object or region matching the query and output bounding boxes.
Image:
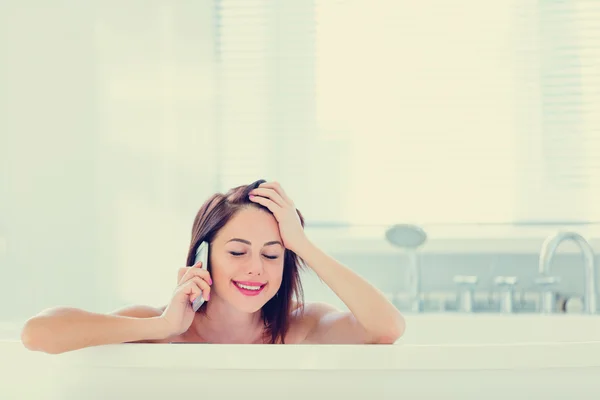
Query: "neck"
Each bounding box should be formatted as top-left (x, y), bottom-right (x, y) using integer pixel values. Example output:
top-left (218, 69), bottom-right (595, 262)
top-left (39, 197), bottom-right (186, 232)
top-left (192, 295), bottom-right (265, 344)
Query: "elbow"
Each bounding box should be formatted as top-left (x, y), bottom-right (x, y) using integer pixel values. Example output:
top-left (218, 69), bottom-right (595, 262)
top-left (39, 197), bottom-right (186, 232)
top-left (21, 318), bottom-right (42, 351)
top-left (374, 313), bottom-right (406, 344)
top-left (20, 317), bottom-right (63, 354)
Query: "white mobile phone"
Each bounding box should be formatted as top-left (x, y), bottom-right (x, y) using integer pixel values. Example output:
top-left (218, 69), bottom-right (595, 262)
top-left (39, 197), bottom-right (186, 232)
top-left (191, 241), bottom-right (210, 312)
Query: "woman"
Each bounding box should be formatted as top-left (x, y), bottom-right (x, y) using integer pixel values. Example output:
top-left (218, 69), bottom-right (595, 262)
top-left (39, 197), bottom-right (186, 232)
top-left (21, 180), bottom-right (405, 353)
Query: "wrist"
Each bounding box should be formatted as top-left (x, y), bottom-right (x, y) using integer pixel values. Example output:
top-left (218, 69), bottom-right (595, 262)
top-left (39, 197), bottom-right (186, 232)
top-left (145, 316), bottom-right (173, 340)
top-left (290, 235), bottom-right (312, 256)
top-left (291, 236), bottom-right (317, 263)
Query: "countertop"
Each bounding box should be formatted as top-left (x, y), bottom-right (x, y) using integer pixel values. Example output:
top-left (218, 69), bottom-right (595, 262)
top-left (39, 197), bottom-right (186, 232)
top-left (304, 224), bottom-right (600, 254)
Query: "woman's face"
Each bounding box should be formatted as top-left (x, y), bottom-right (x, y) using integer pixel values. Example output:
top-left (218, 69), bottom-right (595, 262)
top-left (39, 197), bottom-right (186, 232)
top-left (208, 206), bottom-right (285, 313)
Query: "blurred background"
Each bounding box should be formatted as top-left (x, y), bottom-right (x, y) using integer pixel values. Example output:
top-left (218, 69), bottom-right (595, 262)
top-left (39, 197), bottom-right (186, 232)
top-left (1, 0), bottom-right (599, 327)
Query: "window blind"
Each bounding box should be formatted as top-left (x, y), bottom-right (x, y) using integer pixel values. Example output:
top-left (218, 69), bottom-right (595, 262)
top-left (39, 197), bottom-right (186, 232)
top-left (316, 0), bottom-right (520, 225)
top-left (215, 0), bottom-right (600, 226)
top-left (515, 0), bottom-right (600, 223)
top-left (214, 0), bottom-right (320, 217)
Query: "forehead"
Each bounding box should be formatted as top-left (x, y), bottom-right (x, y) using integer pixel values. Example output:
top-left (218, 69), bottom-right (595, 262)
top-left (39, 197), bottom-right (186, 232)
top-left (216, 207), bottom-right (281, 242)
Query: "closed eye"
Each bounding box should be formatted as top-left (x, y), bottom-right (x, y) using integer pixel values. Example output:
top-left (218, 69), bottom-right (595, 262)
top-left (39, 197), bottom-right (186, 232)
top-left (229, 251), bottom-right (279, 260)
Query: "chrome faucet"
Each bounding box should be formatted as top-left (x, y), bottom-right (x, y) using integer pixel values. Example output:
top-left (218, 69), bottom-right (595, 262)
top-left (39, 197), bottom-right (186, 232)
top-left (454, 275), bottom-right (478, 313)
top-left (494, 276), bottom-right (518, 313)
top-left (538, 231), bottom-right (597, 314)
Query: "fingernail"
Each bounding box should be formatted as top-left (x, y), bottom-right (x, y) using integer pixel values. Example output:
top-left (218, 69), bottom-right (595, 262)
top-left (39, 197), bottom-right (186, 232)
top-left (249, 195), bottom-right (255, 199)
top-left (209, 278), bottom-right (213, 285)
top-left (206, 293), bottom-right (210, 301)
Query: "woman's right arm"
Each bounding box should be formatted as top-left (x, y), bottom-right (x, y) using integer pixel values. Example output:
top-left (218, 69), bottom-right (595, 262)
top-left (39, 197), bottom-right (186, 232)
top-left (20, 305), bottom-right (171, 354)
top-left (20, 260), bottom-right (212, 355)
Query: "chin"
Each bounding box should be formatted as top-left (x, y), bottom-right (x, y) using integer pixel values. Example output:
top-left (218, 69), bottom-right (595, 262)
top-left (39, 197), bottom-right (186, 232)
top-left (228, 280), bottom-right (278, 313)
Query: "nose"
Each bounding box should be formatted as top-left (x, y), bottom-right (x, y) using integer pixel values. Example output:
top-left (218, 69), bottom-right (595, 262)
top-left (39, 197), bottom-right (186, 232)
top-left (244, 254), bottom-right (264, 276)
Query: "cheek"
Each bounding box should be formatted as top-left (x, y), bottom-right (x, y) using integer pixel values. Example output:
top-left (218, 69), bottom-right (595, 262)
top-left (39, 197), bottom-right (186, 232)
top-left (208, 256), bottom-right (232, 284)
top-left (210, 265), bottom-right (234, 295)
top-left (268, 262), bottom-right (285, 282)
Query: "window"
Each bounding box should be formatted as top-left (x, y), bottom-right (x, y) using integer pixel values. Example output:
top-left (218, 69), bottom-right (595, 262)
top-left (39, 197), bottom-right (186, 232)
top-left (214, 0), bottom-right (322, 221)
top-left (216, 0), bottom-right (600, 226)
top-left (514, 0), bottom-right (600, 223)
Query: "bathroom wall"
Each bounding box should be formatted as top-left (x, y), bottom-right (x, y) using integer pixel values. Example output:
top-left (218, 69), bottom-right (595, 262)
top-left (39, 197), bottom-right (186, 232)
top-left (0, 0), bottom-right (218, 323)
top-left (2, 224), bottom-right (597, 323)
top-left (1, 1), bottom-right (598, 324)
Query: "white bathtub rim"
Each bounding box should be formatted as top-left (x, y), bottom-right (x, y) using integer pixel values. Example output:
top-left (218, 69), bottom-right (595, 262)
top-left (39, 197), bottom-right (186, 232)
top-left (3, 340), bottom-right (600, 371)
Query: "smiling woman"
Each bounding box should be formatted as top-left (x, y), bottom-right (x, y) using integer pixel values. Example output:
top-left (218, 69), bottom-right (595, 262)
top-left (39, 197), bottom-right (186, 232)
top-left (179, 182), bottom-right (304, 344)
top-left (19, 179), bottom-right (405, 353)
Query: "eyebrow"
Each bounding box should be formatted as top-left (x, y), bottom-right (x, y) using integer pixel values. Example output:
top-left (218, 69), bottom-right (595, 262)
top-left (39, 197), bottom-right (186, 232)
top-left (226, 238), bottom-right (283, 247)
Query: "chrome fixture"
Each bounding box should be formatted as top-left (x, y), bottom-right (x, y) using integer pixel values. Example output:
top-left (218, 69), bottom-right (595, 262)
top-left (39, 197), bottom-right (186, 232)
top-left (386, 224), bottom-right (427, 312)
top-left (494, 276), bottom-right (518, 313)
top-left (538, 231), bottom-right (597, 314)
top-left (534, 276), bottom-right (560, 313)
top-left (453, 275), bottom-right (478, 313)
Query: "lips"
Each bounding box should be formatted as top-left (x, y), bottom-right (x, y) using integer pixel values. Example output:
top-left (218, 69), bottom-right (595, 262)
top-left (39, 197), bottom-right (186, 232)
top-left (232, 280), bottom-right (267, 296)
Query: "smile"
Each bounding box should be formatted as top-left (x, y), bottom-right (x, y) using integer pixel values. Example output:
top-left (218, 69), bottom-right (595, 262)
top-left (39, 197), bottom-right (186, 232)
top-left (232, 280), bottom-right (267, 296)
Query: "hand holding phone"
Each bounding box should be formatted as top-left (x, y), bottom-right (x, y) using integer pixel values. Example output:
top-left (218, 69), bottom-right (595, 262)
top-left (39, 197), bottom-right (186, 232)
top-left (191, 241), bottom-right (210, 312)
top-left (159, 241), bottom-right (212, 337)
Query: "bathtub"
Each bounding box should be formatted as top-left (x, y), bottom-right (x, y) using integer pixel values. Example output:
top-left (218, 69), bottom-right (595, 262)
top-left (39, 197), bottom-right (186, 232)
top-left (1, 314), bottom-right (599, 399)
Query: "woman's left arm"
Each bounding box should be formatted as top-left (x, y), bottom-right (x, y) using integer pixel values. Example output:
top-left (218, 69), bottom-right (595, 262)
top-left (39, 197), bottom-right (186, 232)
top-left (292, 238), bottom-right (406, 344)
top-left (249, 182), bottom-right (406, 344)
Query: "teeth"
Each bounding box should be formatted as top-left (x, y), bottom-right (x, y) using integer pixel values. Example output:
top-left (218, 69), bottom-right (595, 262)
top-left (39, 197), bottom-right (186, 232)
top-left (236, 282), bottom-right (262, 291)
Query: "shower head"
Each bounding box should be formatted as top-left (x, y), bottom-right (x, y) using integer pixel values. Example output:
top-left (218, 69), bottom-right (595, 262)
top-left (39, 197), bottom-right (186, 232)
top-left (385, 224), bottom-right (427, 249)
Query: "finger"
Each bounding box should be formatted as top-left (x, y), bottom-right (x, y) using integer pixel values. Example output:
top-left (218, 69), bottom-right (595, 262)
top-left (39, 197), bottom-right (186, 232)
top-left (248, 194), bottom-right (280, 215)
top-left (259, 182), bottom-right (294, 205)
top-left (177, 266), bottom-right (190, 283)
top-left (178, 265), bottom-right (210, 287)
top-left (178, 267), bottom-right (212, 286)
top-left (186, 276), bottom-right (211, 302)
top-left (249, 187), bottom-right (285, 207)
top-left (177, 280), bottom-right (202, 304)
top-left (178, 264), bottom-right (201, 283)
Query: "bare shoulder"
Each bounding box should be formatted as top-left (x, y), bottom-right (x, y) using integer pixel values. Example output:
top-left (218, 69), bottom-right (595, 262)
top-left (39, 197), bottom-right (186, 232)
top-left (288, 301), bottom-right (388, 344)
top-left (292, 301), bottom-right (339, 319)
top-left (110, 304), bottom-right (175, 344)
top-left (286, 301), bottom-right (340, 343)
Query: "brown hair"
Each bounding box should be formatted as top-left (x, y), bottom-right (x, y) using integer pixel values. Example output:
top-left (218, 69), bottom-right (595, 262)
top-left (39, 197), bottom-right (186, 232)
top-left (185, 179), bottom-right (305, 344)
